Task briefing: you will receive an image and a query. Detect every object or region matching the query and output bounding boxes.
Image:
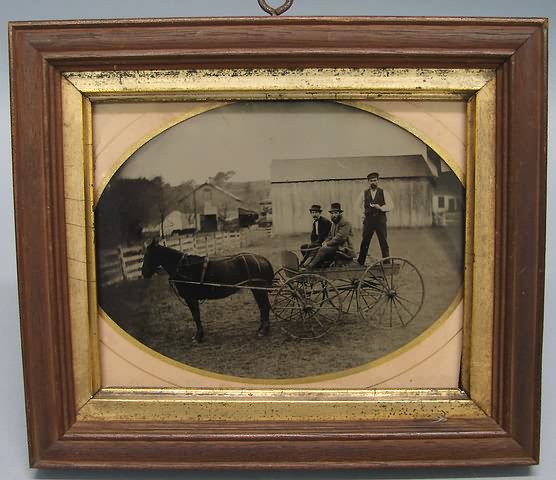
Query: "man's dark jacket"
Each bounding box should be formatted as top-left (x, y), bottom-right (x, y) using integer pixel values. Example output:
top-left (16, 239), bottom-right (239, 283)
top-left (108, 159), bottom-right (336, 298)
top-left (310, 216), bottom-right (332, 244)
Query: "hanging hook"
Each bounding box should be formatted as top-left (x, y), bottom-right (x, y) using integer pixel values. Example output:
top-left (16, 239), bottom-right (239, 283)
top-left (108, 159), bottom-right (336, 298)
top-left (257, 0), bottom-right (294, 16)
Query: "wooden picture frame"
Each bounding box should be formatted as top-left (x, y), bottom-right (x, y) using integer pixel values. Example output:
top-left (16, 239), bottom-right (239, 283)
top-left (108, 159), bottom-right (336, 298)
top-left (9, 17), bottom-right (547, 469)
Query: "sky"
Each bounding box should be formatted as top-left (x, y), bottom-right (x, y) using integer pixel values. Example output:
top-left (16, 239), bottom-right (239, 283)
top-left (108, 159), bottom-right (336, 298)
top-left (118, 101), bottom-right (428, 185)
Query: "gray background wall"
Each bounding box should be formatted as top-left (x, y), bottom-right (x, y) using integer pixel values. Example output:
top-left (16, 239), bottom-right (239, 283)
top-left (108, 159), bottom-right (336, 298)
top-left (1, 1), bottom-right (553, 479)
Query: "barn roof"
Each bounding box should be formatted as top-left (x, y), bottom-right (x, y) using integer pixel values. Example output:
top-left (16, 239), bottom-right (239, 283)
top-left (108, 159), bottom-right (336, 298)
top-left (270, 155), bottom-right (433, 183)
top-left (192, 182), bottom-right (242, 202)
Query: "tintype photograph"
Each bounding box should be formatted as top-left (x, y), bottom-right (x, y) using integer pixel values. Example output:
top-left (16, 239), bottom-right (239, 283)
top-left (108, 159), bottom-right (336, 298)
top-left (95, 100), bottom-right (464, 381)
top-left (8, 12), bottom-right (547, 469)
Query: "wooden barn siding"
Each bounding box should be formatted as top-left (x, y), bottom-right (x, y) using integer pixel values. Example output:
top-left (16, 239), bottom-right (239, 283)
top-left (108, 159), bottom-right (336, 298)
top-left (271, 179), bottom-right (432, 235)
top-left (191, 187), bottom-right (240, 214)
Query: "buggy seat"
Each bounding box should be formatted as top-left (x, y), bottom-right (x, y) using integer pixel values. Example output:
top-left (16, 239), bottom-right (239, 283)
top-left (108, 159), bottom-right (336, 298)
top-left (280, 250), bottom-right (300, 272)
top-left (333, 250), bottom-right (354, 266)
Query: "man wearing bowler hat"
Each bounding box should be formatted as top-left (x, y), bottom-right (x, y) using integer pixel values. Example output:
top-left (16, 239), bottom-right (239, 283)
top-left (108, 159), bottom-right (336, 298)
top-left (299, 204), bottom-right (332, 267)
top-left (306, 202), bottom-right (355, 269)
top-left (357, 172), bottom-right (394, 265)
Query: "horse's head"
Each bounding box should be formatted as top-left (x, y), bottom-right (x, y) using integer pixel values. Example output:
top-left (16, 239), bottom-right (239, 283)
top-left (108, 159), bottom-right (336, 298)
top-left (141, 239), bottom-right (160, 279)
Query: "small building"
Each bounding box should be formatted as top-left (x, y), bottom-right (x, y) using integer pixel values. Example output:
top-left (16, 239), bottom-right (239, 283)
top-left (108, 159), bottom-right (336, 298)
top-left (238, 207), bottom-right (259, 228)
top-left (432, 171), bottom-right (465, 226)
top-left (257, 199), bottom-right (273, 227)
top-left (270, 155), bottom-right (436, 235)
top-left (179, 182), bottom-right (243, 233)
top-left (161, 210), bottom-right (197, 236)
top-left (144, 183), bottom-right (243, 236)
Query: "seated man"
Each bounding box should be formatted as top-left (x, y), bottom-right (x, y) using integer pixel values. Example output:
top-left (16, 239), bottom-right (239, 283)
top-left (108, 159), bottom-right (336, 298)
top-left (299, 204), bottom-right (332, 267)
top-left (306, 203), bottom-right (355, 269)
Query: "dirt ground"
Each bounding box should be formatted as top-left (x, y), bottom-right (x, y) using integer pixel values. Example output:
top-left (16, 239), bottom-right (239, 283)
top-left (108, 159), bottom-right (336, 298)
top-left (99, 225), bottom-right (463, 380)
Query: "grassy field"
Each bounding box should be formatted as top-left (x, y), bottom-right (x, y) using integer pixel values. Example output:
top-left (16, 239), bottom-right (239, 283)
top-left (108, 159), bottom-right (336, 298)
top-left (99, 225), bottom-right (463, 380)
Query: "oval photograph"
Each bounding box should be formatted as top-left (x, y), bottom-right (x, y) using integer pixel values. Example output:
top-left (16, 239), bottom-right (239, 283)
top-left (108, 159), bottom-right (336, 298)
top-left (95, 101), bottom-right (464, 380)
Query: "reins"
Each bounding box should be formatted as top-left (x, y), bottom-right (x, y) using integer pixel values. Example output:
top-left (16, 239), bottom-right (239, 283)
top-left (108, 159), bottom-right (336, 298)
top-left (168, 251), bottom-right (272, 293)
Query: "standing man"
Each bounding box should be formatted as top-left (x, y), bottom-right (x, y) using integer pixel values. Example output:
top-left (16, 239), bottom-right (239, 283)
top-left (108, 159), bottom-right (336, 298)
top-left (357, 172), bottom-right (394, 266)
top-left (306, 203), bottom-right (355, 269)
top-left (299, 204), bottom-right (332, 267)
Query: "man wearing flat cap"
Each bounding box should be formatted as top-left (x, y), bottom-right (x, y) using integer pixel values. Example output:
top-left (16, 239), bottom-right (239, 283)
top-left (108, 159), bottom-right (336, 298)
top-left (357, 172), bottom-right (394, 265)
top-left (306, 203), bottom-right (355, 269)
top-left (299, 204), bottom-right (332, 267)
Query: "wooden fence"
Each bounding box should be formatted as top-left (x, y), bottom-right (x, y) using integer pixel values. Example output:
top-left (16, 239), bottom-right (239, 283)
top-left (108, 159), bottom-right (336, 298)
top-left (97, 227), bottom-right (271, 286)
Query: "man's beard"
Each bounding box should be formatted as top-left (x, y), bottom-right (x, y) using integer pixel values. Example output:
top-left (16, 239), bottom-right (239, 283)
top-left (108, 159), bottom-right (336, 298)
top-left (370, 184), bottom-right (377, 190)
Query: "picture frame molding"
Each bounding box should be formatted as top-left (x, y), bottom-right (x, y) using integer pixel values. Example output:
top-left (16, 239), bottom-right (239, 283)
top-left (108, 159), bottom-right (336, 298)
top-left (9, 16), bottom-right (547, 469)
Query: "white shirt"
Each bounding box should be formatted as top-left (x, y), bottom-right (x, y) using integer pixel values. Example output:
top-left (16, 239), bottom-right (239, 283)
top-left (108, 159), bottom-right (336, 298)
top-left (357, 187), bottom-right (394, 218)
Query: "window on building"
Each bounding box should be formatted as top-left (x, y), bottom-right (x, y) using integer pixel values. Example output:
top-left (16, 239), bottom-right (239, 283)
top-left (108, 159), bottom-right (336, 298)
top-left (204, 188), bottom-right (212, 201)
top-left (438, 196), bottom-right (445, 208)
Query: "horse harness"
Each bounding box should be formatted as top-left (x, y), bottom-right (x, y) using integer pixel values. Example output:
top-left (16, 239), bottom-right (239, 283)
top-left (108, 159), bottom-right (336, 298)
top-left (171, 252), bottom-right (264, 288)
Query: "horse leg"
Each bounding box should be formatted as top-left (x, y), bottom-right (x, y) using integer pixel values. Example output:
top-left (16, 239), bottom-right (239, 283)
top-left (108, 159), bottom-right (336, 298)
top-left (184, 297), bottom-right (204, 342)
top-left (252, 289), bottom-right (270, 336)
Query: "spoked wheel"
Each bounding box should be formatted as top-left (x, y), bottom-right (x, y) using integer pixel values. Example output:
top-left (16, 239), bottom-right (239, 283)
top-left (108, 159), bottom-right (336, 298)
top-left (356, 257), bottom-right (424, 329)
top-left (272, 273), bottom-right (343, 339)
top-left (333, 278), bottom-right (360, 314)
top-left (272, 267), bottom-right (296, 288)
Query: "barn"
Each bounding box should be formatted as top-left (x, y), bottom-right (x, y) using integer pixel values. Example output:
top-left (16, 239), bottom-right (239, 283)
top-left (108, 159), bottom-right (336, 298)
top-left (270, 155), bottom-right (436, 235)
top-left (188, 183), bottom-right (243, 232)
top-left (160, 182), bottom-right (243, 234)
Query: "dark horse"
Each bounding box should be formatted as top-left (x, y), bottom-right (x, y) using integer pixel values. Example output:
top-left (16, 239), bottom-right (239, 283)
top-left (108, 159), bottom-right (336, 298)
top-left (141, 240), bottom-right (274, 342)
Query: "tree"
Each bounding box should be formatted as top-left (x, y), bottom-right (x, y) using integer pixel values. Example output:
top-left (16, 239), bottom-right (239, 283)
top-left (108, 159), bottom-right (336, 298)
top-left (209, 170), bottom-right (236, 187)
top-left (95, 177), bottom-right (170, 248)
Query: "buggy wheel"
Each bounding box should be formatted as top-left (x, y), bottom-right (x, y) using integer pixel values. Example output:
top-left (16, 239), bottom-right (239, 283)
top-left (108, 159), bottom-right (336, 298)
top-left (334, 278), bottom-right (359, 314)
top-left (356, 257), bottom-right (424, 329)
top-left (272, 273), bottom-right (343, 339)
top-left (272, 267), bottom-right (296, 288)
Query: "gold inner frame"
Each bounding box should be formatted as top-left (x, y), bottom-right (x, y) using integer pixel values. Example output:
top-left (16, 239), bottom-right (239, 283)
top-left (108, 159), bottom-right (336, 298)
top-left (62, 68), bottom-right (495, 421)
